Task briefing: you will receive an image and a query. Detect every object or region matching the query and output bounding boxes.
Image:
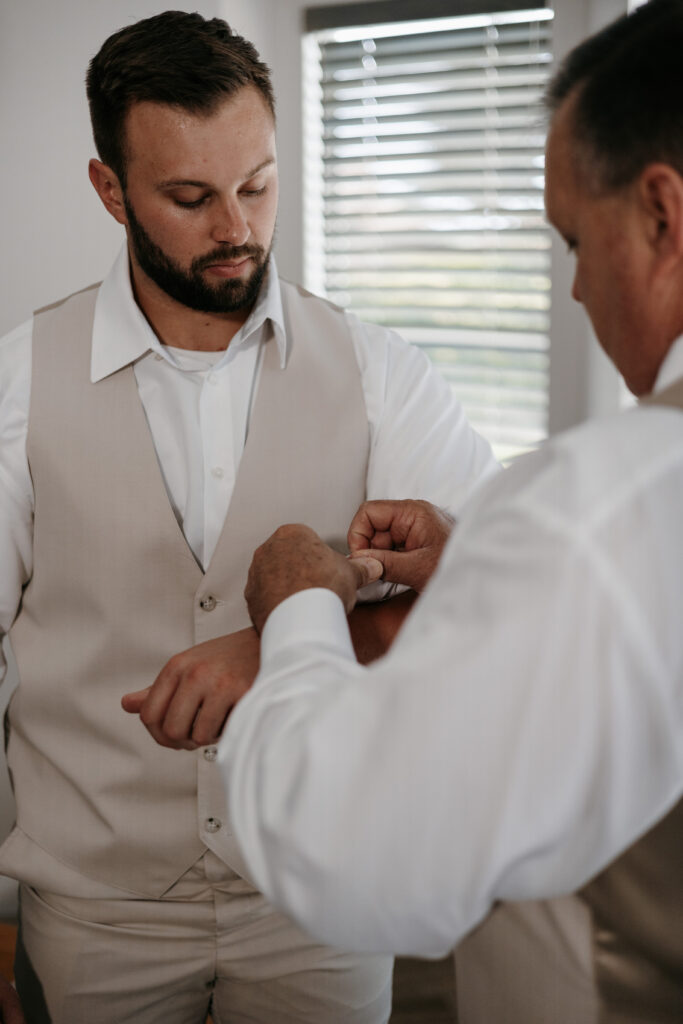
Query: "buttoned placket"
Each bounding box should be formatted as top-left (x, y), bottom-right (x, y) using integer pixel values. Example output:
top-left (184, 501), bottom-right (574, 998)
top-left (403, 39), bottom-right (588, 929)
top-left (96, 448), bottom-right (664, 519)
top-left (193, 340), bottom-right (263, 856)
top-left (135, 306), bottom-right (283, 859)
top-left (197, 739), bottom-right (234, 858)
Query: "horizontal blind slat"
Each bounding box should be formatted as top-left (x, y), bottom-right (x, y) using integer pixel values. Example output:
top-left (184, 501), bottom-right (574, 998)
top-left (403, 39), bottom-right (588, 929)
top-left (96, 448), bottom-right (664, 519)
top-left (304, 7), bottom-right (553, 459)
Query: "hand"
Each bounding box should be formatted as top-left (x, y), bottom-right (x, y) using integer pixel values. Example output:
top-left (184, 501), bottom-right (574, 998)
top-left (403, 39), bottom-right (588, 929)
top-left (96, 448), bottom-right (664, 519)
top-left (347, 499), bottom-right (455, 593)
top-left (121, 628), bottom-right (260, 750)
top-left (0, 977), bottom-right (25, 1024)
top-left (245, 523), bottom-right (383, 634)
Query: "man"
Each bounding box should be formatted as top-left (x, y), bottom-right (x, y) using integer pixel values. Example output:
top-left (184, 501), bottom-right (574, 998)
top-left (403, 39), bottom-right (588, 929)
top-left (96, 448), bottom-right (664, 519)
top-left (219, 2), bottom-right (683, 1021)
top-left (0, 11), bottom-right (496, 1023)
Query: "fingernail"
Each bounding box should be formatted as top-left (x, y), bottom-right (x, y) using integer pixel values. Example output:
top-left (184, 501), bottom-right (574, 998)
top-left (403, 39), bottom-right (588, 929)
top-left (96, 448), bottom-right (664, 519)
top-left (357, 556), bottom-right (384, 582)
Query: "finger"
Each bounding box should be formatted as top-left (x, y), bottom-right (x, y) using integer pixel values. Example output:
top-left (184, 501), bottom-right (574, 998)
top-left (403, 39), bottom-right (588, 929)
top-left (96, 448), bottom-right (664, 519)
top-left (190, 692), bottom-right (236, 747)
top-left (347, 501), bottom-right (402, 552)
top-left (354, 547), bottom-right (431, 592)
top-left (366, 531), bottom-right (396, 551)
top-left (349, 549), bottom-right (386, 562)
top-left (158, 679), bottom-right (209, 748)
top-left (136, 664), bottom-right (194, 749)
top-left (122, 678), bottom-right (190, 748)
top-left (347, 555), bottom-right (384, 589)
top-left (121, 687), bottom-right (151, 713)
top-left (138, 663), bottom-right (183, 728)
top-left (402, 504), bottom-right (455, 552)
top-left (349, 500), bottom-right (427, 554)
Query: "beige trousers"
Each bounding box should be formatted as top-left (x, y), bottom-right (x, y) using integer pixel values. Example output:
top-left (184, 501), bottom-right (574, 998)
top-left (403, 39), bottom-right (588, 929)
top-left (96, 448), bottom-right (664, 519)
top-left (15, 852), bottom-right (392, 1024)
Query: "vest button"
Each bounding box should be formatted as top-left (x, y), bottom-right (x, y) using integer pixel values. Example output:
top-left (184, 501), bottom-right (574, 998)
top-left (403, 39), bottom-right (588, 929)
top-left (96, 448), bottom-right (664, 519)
top-left (203, 746), bottom-right (218, 762)
top-left (199, 595), bottom-right (217, 612)
top-left (205, 817), bottom-right (222, 834)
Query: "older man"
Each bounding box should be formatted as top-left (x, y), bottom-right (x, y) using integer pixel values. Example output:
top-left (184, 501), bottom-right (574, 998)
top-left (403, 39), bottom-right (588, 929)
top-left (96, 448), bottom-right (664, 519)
top-left (220, 2), bottom-right (683, 1021)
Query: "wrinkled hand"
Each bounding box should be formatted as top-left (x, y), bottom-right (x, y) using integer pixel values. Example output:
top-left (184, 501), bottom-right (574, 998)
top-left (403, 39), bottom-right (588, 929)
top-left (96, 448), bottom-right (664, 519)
top-left (121, 627), bottom-right (260, 750)
top-left (245, 523), bottom-right (383, 635)
top-left (0, 977), bottom-right (24, 1024)
top-left (348, 499), bottom-right (455, 593)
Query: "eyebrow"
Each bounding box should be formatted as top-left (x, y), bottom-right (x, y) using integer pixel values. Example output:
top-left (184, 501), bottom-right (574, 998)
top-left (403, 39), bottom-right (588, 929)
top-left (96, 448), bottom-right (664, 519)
top-left (158, 158), bottom-right (276, 191)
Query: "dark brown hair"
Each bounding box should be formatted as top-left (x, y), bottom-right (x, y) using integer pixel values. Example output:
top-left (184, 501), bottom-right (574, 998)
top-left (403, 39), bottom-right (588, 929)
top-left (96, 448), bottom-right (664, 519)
top-left (86, 10), bottom-right (275, 185)
top-left (546, 0), bottom-right (683, 193)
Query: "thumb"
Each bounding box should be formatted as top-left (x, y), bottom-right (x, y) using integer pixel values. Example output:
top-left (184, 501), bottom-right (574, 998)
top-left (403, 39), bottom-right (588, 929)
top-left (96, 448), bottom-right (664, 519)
top-left (121, 687), bottom-right (151, 713)
top-left (347, 554), bottom-right (384, 589)
top-left (351, 547), bottom-right (428, 591)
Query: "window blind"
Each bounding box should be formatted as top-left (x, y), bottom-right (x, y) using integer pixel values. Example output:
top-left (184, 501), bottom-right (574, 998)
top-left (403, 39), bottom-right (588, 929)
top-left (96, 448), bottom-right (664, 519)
top-left (303, 6), bottom-right (554, 460)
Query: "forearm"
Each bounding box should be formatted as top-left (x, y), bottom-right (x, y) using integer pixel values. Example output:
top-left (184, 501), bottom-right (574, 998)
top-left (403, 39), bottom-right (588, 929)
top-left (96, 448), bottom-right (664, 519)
top-left (347, 590), bottom-right (418, 664)
top-left (223, 501), bottom-right (683, 956)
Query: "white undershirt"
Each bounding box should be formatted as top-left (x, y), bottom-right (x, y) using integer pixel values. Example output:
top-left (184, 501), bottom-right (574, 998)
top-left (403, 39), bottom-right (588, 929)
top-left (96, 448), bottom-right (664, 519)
top-left (135, 342), bottom-right (258, 569)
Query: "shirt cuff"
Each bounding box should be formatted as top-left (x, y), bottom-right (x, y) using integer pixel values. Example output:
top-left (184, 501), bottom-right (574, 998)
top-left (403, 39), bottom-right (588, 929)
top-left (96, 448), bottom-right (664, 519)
top-left (260, 587), bottom-right (355, 666)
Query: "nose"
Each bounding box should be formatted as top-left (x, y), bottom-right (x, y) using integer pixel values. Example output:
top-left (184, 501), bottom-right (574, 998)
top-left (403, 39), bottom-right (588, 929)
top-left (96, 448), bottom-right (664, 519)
top-left (211, 198), bottom-right (249, 247)
top-left (571, 269), bottom-right (581, 304)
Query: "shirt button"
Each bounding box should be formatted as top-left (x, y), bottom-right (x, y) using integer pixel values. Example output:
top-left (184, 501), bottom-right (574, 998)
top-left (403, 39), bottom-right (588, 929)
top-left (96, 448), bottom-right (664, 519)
top-left (205, 817), bottom-right (222, 833)
top-left (203, 746), bottom-right (218, 762)
top-left (199, 595), bottom-right (217, 612)
top-left (207, 375), bottom-right (219, 386)
top-left (211, 466), bottom-right (224, 479)
top-left (154, 353), bottom-right (164, 362)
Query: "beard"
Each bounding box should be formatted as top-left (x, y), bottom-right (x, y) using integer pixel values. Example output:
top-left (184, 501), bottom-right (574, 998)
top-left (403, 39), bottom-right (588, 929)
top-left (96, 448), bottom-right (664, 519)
top-left (124, 195), bottom-right (271, 314)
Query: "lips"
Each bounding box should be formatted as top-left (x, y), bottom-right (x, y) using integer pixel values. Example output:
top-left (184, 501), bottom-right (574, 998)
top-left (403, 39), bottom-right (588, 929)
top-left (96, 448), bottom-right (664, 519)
top-left (204, 258), bottom-right (251, 279)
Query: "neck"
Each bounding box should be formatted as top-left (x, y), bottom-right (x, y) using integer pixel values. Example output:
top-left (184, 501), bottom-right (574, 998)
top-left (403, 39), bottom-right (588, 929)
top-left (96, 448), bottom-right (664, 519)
top-left (129, 260), bottom-right (253, 352)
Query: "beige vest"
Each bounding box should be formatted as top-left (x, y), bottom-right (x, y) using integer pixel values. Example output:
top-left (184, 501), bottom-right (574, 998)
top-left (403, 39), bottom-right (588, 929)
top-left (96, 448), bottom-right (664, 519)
top-left (5, 279), bottom-right (369, 897)
top-left (456, 378), bottom-right (683, 1023)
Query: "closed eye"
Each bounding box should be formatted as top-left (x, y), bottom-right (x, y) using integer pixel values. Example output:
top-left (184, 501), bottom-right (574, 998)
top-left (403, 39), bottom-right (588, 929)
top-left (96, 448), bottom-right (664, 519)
top-left (174, 195), bottom-right (210, 208)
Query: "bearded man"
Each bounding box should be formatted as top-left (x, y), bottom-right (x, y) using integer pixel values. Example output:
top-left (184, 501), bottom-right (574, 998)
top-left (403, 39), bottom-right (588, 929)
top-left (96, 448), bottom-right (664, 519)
top-left (0, 11), bottom-right (496, 1023)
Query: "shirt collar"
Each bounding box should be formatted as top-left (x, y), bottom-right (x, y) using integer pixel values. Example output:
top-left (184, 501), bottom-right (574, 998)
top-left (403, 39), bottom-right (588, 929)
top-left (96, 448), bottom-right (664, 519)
top-left (90, 245), bottom-right (287, 383)
top-left (653, 334), bottom-right (683, 394)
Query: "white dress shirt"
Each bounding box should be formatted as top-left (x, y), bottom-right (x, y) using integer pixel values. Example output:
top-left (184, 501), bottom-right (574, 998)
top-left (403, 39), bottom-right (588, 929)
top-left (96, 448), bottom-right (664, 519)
top-left (0, 245), bottom-right (497, 682)
top-left (219, 338), bottom-right (683, 957)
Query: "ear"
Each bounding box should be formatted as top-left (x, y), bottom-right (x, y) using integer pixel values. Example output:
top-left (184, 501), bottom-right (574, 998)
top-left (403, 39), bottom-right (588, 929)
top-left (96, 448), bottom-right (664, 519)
top-left (637, 163), bottom-right (683, 272)
top-left (88, 158), bottom-right (128, 226)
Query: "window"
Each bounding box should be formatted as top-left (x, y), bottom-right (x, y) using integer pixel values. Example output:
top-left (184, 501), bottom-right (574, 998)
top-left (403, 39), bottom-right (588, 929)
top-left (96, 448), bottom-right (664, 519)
top-left (303, 2), bottom-right (554, 460)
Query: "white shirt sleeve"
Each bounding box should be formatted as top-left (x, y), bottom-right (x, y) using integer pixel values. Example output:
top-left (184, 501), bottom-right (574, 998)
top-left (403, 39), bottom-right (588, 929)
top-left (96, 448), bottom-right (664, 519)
top-left (350, 315), bottom-right (499, 602)
top-left (0, 321), bottom-right (34, 684)
top-left (352, 315), bottom-right (498, 514)
top-left (219, 416), bottom-right (683, 956)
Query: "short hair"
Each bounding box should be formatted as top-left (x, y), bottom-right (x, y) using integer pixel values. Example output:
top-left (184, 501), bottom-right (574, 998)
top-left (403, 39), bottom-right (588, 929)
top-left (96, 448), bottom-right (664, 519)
top-left (546, 0), bottom-right (683, 192)
top-left (86, 10), bottom-right (275, 185)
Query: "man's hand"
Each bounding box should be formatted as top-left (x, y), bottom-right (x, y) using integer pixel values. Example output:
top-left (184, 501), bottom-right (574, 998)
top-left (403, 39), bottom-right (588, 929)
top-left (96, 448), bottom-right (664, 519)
top-left (245, 523), bottom-right (383, 634)
top-left (121, 627), bottom-right (260, 750)
top-left (0, 977), bottom-right (24, 1024)
top-left (348, 499), bottom-right (455, 593)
